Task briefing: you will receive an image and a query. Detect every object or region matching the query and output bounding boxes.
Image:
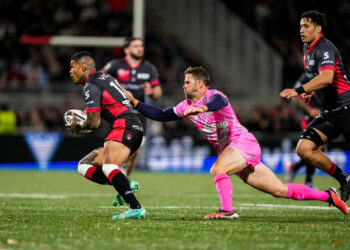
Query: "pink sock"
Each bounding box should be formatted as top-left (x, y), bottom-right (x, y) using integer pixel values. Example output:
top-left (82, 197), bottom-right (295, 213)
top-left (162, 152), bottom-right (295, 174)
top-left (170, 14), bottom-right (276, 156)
top-left (214, 174), bottom-right (233, 211)
top-left (286, 183), bottom-right (329, 201)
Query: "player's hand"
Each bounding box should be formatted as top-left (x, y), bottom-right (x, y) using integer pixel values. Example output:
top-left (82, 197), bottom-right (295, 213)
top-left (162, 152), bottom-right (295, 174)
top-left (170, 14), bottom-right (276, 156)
top-left (143, 82), bottom-right (153, 96)
top-left (184, 107), bottom-right (205, 116)
top-left (301, 92), bottom-right (313, 102)
top-left (124, 90), bottom-right (135, 102)
top-left (308, 107), bottom-right (321, 118)
top-left (65, 113), bottom-right (80, 133)
top-left (279, 88), bottom-right (298, 100)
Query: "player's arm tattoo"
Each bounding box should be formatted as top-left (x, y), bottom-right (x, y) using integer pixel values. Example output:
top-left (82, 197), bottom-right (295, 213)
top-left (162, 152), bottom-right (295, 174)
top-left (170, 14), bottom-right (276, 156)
top-left (83, 112), bottom-right (101, 129)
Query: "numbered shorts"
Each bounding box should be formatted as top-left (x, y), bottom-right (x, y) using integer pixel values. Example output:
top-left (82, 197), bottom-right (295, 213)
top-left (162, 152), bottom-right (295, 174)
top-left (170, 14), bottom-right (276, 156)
top-left (226, 132), bottom-right (261, 167)
top-left (105, 118), bottom-right (144, 155)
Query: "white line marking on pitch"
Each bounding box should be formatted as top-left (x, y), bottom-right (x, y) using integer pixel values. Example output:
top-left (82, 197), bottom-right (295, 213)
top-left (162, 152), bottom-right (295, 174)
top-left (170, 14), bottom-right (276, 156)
top-left (0, 193), bottom-right (66, 199)
top-left (100, 203), bottom-right (345, 211)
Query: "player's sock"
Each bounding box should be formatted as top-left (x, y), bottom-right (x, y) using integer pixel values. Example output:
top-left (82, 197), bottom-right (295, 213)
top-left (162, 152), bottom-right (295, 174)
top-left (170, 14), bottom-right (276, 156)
top-left (292, 159), bottom-right (305, 172)
top-left (78, 164), bottom-right (110, 185)
top-left (327, 162), bottom-right (349, 185)
top-left (286, 183), bottom-right (328, 201)
top-left (103, 164), bottom-right (141, 209)
top-left (305, 164), bottom-right (315, 184)
top-left (214, 174), bottom-right (233, 212)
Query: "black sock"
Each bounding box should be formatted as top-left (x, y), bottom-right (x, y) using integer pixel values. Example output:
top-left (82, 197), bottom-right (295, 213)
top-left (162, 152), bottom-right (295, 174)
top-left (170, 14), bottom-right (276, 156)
top-left (327, 162), bottom-right (349, 185)
top-left (305, 165), bottom-right (315, 183)
top-left (85, 166), bottom-right (111, 185)
top-left (109, 169), bottom-right (141, 209)
top-left (292, 160), bottom-right (305, 173)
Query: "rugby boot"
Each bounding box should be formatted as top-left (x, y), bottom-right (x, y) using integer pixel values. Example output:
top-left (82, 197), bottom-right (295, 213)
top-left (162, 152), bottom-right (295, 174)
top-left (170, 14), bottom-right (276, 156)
top-left (204, 209), bottom-right (239, 220)
top-left (327, 188), bottom-right (348, 215)
top-left (112, 207), bottom-right (146, 219)
top-left (339, 178), bottom-right (350, 202)
top-left (112, 180), bottom-right (140, 207)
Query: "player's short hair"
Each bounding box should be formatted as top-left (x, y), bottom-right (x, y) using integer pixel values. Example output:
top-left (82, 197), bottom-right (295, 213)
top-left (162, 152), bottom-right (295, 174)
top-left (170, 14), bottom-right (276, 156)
top-left (184, 66), bottom-right (210, 87)
top-left (71, 51), bottom-right (96, 70)
top-left (71, 51), bottom-right (93, 61)
top-left (123, 37), bottom-right (144, 48)
top-left (301, 10), bottom-right (327, 31)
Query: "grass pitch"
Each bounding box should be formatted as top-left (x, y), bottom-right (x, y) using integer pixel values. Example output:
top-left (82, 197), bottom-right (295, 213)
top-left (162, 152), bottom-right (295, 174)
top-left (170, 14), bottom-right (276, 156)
top-left (0, 170), bottom-right (349, 250)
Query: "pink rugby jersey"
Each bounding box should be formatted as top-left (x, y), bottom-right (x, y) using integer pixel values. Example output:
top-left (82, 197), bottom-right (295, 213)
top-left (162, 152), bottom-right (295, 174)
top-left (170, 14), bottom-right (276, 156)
top-left (174, 89), bottom-right (248, 152)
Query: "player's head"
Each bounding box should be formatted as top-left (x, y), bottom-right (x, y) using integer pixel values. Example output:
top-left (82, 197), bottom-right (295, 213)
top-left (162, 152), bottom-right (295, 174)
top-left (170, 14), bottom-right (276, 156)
top-left (123, 37), bottom-right (144, 60)
top-left (70, 51), bottom-right (96, 85)
top-left (183, 66), bottom-right (210, 99)
top-left (300, 11), bottom-right (326, 44)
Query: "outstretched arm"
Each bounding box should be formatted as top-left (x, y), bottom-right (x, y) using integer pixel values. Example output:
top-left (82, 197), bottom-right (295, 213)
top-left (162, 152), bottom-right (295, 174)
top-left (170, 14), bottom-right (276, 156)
top-left (135, 102), bottom-right (181, 121)
top-left (124, 89), bottom-right (181, 121)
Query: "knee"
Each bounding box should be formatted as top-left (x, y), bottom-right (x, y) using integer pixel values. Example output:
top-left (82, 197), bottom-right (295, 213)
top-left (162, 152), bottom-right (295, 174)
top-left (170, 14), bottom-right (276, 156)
top-left (77, 163), bottom-right (90, 176)
top-left (210, 164), bottom-right (228, 177)
top-left (296, 143), bottom-right (313, 160)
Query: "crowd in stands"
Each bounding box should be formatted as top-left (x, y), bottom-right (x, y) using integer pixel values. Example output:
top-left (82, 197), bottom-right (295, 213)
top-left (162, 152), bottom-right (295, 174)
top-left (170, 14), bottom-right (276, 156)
top-left (0, 0), bottom-right (348, 135)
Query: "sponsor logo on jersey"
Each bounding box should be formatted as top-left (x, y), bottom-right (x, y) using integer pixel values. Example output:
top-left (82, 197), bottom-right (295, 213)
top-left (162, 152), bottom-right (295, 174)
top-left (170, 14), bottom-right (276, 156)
top-left (324, 52), bottom-right (329, 59)
top-left (309, 60), bottom-right (315, 66)
top-left (117, 69), bottom-right (130, 82)
top-left (84, 90), bottom-right (90, 100)
top-left (321, 60), bottom-right (334, 64)
top-left (137, 73), bottom-right (150, 80)
top-left (127, 134), bottom-right (133, 140)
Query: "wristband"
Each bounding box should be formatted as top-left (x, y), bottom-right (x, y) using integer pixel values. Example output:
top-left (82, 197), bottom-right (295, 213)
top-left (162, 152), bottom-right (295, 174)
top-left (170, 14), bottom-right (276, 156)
top-left (200, 105), bottom-right (208, 112)
top-left (294, 86), bottom-right (306, 95)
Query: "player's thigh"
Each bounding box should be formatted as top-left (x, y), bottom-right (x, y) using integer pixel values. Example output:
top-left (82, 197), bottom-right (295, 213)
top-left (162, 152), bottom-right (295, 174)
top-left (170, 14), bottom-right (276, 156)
top-left (211, 147), bottom-right (247, 176)
top-left (244, 163), bottom-right (287, 197)
top-left (79, 147), bottom-right (104, 167)
top-left (103, 140), bottom-right (131, 166)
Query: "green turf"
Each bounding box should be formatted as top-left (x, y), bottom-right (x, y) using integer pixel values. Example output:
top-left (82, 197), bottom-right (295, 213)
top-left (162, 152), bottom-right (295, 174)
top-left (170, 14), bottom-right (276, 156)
top-left (0, 170), bottom-right (349, 250)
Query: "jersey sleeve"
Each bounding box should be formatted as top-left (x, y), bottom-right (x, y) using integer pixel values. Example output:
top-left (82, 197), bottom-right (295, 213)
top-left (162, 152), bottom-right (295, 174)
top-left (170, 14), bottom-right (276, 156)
top-left (173, 100), bottom-right (189, 118)
top-left (83, 83), bottom-right (102, 113)
top-left (102, 60), bottom-right (118, 76)
top-left (149, 64), bottom-right (160, 87)
top-left (317, 45), bottom-right (336, 72)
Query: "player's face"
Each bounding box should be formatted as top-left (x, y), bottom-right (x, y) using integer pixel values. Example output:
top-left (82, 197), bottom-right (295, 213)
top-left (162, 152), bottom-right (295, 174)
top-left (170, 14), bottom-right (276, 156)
top-left (300, 18), bottom-right (320, 44)
top-left (183, 74), bottom-right (199, 99)
top-left (126, 40), bottom-right (144, 60)
top-left (70, 60), bottom-right (84, 84)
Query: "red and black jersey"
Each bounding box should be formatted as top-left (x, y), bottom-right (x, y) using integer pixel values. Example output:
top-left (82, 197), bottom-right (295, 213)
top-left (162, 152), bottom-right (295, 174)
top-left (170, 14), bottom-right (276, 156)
top-left (303, 34), bottom-right (350, 110)
top-left (102, 57), bottom-right (160, 103)
top-left (83, 71), bottom-right (139, 125)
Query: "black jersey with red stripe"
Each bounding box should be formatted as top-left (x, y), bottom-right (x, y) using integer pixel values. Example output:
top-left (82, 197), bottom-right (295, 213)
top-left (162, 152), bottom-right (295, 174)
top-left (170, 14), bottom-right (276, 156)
top-left (83, 71), bottom-right (137, 125)
top-left (303, 34), bottom-right (350, 110)
top-left (102, 57), bottom-right (160, 103)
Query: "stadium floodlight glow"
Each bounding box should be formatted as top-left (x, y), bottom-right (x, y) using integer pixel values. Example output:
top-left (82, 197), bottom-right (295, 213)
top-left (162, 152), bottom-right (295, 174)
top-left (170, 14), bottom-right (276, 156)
top-left (20, 35), bottom-right (127, 47)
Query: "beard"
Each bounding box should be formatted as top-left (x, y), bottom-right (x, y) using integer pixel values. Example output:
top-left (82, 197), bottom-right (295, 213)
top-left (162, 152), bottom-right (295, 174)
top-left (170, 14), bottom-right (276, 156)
top-left (184, 92), bottom-right (194, 99)
top-left (130, 52), bottom-right (143, 60)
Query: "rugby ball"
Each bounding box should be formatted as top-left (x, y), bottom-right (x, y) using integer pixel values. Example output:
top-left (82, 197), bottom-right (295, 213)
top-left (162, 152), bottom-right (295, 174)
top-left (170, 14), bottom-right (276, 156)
top-left (64, 109), bottom-right (93, 134)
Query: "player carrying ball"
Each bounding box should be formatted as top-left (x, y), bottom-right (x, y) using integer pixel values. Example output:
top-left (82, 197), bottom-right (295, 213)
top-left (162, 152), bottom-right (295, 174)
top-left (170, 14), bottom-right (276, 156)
top-left (66, 51), bottom-right (146, 219)
top-left (125, 66), bottom-right (347, 219)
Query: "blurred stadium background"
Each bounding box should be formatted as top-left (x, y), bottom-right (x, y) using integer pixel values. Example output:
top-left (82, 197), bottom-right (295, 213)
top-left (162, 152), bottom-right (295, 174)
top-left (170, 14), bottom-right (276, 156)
top-left (0, 0), bottom-right (349, 173)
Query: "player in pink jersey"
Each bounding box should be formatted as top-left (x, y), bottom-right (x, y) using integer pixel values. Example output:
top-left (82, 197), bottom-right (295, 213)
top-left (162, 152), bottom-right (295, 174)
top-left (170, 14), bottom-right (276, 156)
top-left (125, 66), bottom-right (347, 219)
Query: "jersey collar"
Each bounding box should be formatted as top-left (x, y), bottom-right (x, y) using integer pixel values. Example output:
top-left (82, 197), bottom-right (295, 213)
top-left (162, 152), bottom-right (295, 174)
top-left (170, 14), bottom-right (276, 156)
top-left (125, 57), bottom-right (143, 69)
top-left (86, 70), bottom-right (96, 84)
top-left (307, 34), bottom-right (324, 53)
